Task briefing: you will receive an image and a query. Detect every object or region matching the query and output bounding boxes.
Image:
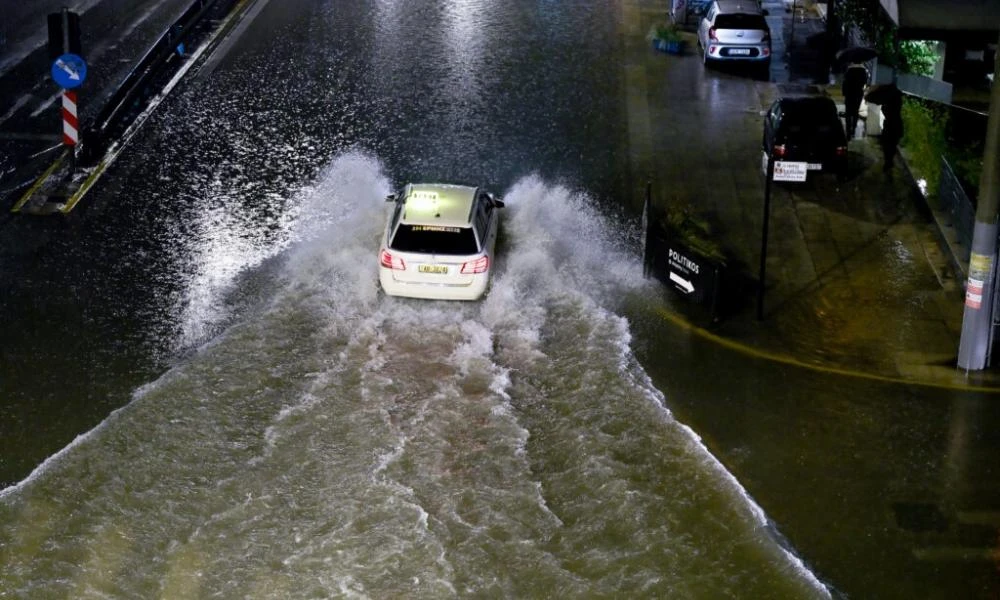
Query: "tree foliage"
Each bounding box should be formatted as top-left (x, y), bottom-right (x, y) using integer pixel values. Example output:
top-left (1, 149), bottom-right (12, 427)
top-left (835, 0), bottom-right (938, 75)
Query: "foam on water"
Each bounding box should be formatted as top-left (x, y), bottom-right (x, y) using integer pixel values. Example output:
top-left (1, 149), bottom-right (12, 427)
top-left (0, 154), bottom-right (830, 598)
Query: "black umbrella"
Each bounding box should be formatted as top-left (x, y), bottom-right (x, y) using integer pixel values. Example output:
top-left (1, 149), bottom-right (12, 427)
top-left (836, 46), bottom-right (878, 65)
top-left (865, 83), bottom-right (902, 105)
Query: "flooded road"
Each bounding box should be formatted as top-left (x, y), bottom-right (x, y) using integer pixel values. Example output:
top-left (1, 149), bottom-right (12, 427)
top-left (2, 0), bottom-right (997, 597)
top-left (0, 0), bottom-right (829, 596)
top-left (1, 156), bottom-right (825, 597)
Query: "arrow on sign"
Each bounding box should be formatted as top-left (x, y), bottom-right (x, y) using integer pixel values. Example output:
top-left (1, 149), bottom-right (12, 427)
top-left (56, 58), bottom-right (80, 80)
top-left (669, 271), bottom-right (695, 294)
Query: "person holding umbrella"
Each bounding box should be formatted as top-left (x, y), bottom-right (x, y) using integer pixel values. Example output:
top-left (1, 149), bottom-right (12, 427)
top-left (842, 62), bottom-right (870, 138)
top-left (835, 47), bottom-right (878, 139)
top-left (867, 83), bottom-right (904, 174)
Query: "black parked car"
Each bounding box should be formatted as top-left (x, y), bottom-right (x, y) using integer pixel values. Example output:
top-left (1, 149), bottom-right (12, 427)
top-left (762, 95), bottom-right (848, 179)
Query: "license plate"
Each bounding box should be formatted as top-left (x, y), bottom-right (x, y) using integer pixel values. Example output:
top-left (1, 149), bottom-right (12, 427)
top-left (728, 48), bottom-right (751, 55)
top-left (807, 163), bottom-right (823, 170)
top-left (418, 264), bottom-right (448, 274)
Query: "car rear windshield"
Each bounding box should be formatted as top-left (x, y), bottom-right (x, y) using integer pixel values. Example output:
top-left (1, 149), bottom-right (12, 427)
top-left (390, 224), bottom-right (480, 255)
top-left (782, 101), bottom-right (840, 133)
top-left (715, 14), bottom-right (767, 30)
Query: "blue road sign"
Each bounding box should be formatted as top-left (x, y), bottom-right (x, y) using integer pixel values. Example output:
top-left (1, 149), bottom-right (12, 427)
top-left (52, 53), bottom-right (87, 89)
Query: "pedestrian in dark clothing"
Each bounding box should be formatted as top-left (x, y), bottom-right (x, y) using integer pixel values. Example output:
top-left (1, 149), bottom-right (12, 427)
top-left (842, 63), bottom-right (869, 139)
top-left (878, 84), bottom-right (904, 173)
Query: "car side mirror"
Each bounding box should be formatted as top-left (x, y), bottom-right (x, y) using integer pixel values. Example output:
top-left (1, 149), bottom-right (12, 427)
top-left (385, 194), bottom-right (397, 203)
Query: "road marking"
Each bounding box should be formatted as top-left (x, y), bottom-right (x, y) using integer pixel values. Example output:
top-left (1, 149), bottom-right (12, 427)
top-left (30, 92), bottom-right (60, 118)
top-left (957, 511), bottom-right (1000, 526)
top-left (0, 94), bottom-right (35, 124)
top-left (653, 306), bottom-right (1000, 393)
top-left (11, 152), bottom-right (65, 213)
top-left (913, 546), bottom-right (1000, 562)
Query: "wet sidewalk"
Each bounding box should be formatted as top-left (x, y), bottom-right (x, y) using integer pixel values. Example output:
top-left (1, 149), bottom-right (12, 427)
top-left (626, 0), bottom-right (1000, 391)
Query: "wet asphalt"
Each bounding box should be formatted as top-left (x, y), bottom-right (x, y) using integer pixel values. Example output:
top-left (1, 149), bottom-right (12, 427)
top-left (627, 0), bottom-right (1000, 597)
top-left (0, 0), bottom-right (998, 597)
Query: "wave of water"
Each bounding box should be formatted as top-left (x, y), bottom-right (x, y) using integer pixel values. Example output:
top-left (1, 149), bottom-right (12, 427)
top-left (0, 154), bottom-right (829, 598)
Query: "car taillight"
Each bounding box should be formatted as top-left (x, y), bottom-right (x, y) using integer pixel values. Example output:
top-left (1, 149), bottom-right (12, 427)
top-left (773, 144), bottom-right (786, 158)
top-left (835, 146), bottom-right (847, 157)
top-left (708, 27), bottom-right (718, 41)
top-left (380, 249), bottom-right (405, 270)
top-left (461, 256), bottom-right (490, 274)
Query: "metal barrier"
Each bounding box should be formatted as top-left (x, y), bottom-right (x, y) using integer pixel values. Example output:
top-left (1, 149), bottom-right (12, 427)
top-left (79, 0), bottom-right (237, 166)
top-left (939, 155), bottom-right (975, 264)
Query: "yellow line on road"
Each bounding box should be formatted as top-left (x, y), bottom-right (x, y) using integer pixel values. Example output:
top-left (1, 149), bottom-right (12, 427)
top-left (11, 152), bottom-right (65, 213)
top-left (653, 307), bottom-right (1000, 394)
top-left (60, 160), bottom-right (108, 214)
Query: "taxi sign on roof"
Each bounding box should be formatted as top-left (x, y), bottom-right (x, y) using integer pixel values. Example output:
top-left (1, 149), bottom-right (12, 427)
top-left (412, 225), bottom-right (460, 233)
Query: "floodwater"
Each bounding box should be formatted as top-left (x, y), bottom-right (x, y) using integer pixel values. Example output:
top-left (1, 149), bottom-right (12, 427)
top-left (0, 157), bottom-right (828, 598)
top-left (0, 0), bottom-right (836, 597)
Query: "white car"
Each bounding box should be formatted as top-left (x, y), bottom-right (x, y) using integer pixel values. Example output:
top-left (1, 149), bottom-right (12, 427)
top-left (378, 183), bottom-right (504, 301)
top-left (698, 0), bottom-right (771, 77)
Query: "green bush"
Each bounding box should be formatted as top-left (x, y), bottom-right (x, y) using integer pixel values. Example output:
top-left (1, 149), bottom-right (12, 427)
top-left (650, 23), bottom-right (681, 42)
top-left (899, 97), bottom-right (985, 206)
top-left (900, 98), bottom-right (947, 202)
top-left (948, 151), bottom-right (983, 199)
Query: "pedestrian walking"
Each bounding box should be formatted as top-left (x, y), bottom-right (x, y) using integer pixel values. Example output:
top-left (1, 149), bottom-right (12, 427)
top-left (877, 84), bottom-right (904, 174)
top-left (841, 62), bottom-right (869, 139)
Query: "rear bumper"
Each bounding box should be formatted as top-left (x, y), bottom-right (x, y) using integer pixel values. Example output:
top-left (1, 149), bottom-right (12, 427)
top-left (706, 44), bottom-right (771, 61)
top-left (379, 268), bottom-right (490, 301)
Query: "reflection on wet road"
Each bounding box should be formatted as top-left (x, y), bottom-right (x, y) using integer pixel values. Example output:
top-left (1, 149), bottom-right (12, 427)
top-left (1, 0), bottom-right (997, 598)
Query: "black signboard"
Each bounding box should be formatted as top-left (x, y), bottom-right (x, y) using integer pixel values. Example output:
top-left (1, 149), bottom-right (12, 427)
top-left (47, 11), bottom-right (82, 60)
top-left (642, 192), bottom-right (727, 318)
top-left (648, 234), bottom-right (722, 310)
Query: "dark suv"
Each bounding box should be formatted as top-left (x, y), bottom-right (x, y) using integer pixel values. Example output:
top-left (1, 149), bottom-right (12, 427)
top-left (762, 96), bottom-right (848, 179)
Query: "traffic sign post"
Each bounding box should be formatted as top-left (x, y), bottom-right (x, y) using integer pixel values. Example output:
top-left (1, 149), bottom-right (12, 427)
top-left (757, 154), bottom-right (775, 320)
top-left (62, 90), bottom-right (79, 146)
top-left (51, 53), bottom-right (87, 89)
top-left (757, 158), bottom-right (810, 318)
top-left (47, 10), bottom-right (82, 60)
top-left (48, 9), bottom-right (86, 174)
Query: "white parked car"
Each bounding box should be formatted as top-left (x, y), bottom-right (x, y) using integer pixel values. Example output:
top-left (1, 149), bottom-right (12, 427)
top-left (698, 0), bottom-right (771, 78)
top-left (378, 183), bottom-right (504, 301)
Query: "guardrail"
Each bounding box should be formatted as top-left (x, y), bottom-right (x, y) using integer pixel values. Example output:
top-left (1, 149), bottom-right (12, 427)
top-left (78, 0), bottom-right (238, 166)
top-left (939, 155), bottom-right (975, 265)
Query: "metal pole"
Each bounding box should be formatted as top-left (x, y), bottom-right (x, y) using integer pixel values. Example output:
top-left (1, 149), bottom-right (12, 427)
top-left (788, 0), bottom-right (796, 55)
top-left (957, 29), bottom-right (1000, 370)
top-left (757, 155), bottom-right (774, 320)
top-left (61, 8), bottom-right (76, 173)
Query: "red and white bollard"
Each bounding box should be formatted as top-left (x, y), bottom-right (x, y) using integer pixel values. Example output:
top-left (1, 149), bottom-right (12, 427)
top-left (62, 89), bottom-right (78, 146)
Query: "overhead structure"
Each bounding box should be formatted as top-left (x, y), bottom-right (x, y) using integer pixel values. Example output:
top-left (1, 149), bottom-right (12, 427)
top-left (879, 0), bottom-right (1000, 41)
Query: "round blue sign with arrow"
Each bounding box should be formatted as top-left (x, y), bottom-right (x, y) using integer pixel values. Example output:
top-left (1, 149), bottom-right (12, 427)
top-left (51, 53), bottom-right (87, 89)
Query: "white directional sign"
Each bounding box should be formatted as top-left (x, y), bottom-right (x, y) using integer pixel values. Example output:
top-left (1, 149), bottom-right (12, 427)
top-left (667, 247), bottom-right (703, 297)
top-left (773, 160), bottom-right (808, 182)
top-left (52, 53), bottom-right (87, 89)
top-left (669, 271), bottom-right (695, 294)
